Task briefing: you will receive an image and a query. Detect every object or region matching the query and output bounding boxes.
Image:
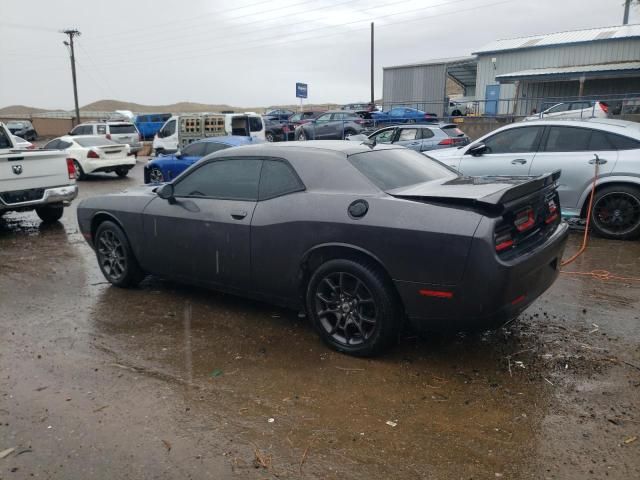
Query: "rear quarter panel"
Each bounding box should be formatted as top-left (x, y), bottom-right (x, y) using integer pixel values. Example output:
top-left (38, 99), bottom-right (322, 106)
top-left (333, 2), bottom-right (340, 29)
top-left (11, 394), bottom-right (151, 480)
top-left (250, 191), bottom-right (483, 302)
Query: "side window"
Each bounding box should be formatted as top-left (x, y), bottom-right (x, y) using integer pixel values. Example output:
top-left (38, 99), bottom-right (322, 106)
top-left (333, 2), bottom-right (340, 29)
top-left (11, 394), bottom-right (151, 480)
top-left (70, 126), bottom-right (82, 135)
top-left (181, 142), bottom-right (207, 157)
top-left (164, 120), bottom-right (176, 136)
top-left (259, 160), bottom-right (304, 200)
top-left (372, 129), bottom-right (394, 143)
top-left (58, 141), bottom-right (73, 149)
top-left (588, 130), bottom-right (615, 151)
top-left (421, 129), bottom-right (435, 139)
top-left (289, 113), bottom-right (301, 122)
top-left (173, 159), bottom-right (262, 200)
top-left (97, 125), bottom-right (107, 134)
top-left (330, 113), bottom-right (346, 121)
top-left (543, 127), bottom-right (592, 152)
top-left (484, 127), bottom-right (543, 154)
top-left (545, 103), bottom-right (570, 114)
top-left (82, 125), bottom-right (93, 135)
top-left (606, 133), bottom-right (640, 150)
top-left (249, 117), bottom-right (263, 132)
top-left (316, 114), bottom-right (331, 122)
top-left (44, 139), bottom-right (60, 149)
top-left (389, 108), bottom-right (402, 116)
top-left (204, 143), bottom-right (231, 155)
top-left (398, 129), bottom-right (418, 141)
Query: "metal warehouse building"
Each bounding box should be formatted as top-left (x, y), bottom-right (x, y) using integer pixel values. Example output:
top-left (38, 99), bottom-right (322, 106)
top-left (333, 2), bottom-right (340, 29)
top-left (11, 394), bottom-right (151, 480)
top-left (383, 23), bottom-right (640, 117)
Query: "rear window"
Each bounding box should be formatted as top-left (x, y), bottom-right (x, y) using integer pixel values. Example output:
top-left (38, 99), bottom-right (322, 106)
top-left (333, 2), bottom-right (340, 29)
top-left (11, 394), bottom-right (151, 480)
top-left (76, 137), bottom-right (118, 147)
top-left (349, 149), bottom-right (454, 191)
top-left (442, 126), bottom-right (466, 137)
top-left (109, 124), bottom-right (137, 134)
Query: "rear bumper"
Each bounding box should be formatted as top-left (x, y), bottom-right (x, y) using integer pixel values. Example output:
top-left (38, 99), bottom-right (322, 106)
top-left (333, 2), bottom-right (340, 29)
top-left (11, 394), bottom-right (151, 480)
top-left (397, 221), bottom-right (569, 331)
top-left (83, 158), bottom-right (137, 174)
top-left (0, 184), bottom-right (78, 211)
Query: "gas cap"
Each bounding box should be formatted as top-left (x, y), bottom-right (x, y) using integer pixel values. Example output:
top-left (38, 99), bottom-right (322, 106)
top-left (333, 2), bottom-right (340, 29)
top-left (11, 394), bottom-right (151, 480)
top-left (348, 199), bottom-right (369, 219)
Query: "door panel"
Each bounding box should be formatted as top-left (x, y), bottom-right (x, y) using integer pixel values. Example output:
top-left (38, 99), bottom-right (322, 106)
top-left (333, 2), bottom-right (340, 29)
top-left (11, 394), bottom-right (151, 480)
top-left (457, 126), bottom-right (544, 177)
top-left (394, 128), bottom-right (422, 151)
top-left (529, 126), bottom-right (617, 210)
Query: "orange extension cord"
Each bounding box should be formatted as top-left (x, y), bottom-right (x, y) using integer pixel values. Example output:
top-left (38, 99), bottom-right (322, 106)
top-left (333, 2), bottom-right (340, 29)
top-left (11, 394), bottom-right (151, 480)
top-left (559, 156), bottom-right (640, 283)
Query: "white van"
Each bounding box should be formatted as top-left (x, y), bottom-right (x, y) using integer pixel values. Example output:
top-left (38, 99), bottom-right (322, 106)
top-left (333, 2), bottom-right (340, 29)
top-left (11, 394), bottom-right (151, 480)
top-left (152, 113), bottom-right (265, 155)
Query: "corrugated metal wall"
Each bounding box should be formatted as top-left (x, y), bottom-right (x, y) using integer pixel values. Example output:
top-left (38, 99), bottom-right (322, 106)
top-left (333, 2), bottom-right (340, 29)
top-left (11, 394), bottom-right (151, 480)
top-left (476, 38), bottom-right (640, 114)
top-left (382, 63), bottom-right (447, 116)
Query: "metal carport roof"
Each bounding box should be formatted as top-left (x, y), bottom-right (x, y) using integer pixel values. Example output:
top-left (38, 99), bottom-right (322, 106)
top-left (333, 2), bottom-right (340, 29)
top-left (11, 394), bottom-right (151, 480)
top-left (384, 55), bottom-right (478, 88)
top-left (495, 61), bottom-right (640, 83)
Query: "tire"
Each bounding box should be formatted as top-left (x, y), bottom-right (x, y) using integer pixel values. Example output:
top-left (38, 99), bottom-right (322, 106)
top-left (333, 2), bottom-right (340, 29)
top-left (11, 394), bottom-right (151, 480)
top-left (407, 119), bottom-right (416, 124)
top-left (36, 204), bottom-right (64, 223)
top-left (73, 160), bottom-right (85, 180)
top-left (94, 220), bottom-right (145, 287)
top-left (306, 258), bottom-right (401, 357)
top-left (451, 110), bottom-right (462, 117)
top-left (590, 185), bottom-right (640, 240)
top-left (115, 167), bottom-right (129, 178)
top-left (297, 130), bottom-right (307, 141)
top-left (265, 132), bottom-right (275, 142)
top-left (148, 167), bottom-right (164, 183)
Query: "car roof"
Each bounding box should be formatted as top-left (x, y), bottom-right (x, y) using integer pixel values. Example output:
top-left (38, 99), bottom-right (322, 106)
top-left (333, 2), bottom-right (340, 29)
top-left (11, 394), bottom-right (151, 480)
top-left (218, 140), bottom-right (405, 157)
top-left (508, 118), bottom-right (640, 136)
top-left (192, 135), bottom-right (257, 146)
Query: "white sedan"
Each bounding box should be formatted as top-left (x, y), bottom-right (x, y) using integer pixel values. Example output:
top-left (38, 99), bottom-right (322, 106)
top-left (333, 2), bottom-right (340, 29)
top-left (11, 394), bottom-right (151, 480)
top-left (43, 135), bottom-right (136, 180)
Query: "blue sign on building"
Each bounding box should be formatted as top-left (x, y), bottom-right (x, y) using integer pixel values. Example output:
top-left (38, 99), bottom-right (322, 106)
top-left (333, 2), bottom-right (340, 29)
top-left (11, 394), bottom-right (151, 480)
top-left (296, 83), bottom-right (308, 99)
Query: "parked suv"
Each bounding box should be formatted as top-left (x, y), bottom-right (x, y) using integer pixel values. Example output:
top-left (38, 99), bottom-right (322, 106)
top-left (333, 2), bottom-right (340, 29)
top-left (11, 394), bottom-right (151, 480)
top-left (295, 111), bottom-right (366, 140)
top-left (426, 118), bottom-right (640, 239)
top-left (350, 124), bottom-right (470, 152)
top-left (6, 120), bottom-right (37, 141)
top-left (70, 121), bottom-right (142, 155)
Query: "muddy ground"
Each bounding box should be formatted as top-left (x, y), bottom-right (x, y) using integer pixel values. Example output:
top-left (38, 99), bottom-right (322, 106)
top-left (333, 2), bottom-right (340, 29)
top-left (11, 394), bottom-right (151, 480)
top-left (1, 160), bottom-right (639, 479)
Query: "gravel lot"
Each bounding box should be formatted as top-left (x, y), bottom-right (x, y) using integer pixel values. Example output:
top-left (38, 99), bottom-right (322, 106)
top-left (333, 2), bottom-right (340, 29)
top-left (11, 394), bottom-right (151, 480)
top-left (1, 159), bottom-right (639, 479)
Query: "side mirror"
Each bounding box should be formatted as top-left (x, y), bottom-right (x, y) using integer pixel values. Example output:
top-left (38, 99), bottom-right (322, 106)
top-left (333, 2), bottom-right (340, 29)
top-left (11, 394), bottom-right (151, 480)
top-left (157, 183), bottom-right (175, 204)
top-left (466, 143), bottom-right (487, 156)
top-left (175, 150), bottom-right (182, 159)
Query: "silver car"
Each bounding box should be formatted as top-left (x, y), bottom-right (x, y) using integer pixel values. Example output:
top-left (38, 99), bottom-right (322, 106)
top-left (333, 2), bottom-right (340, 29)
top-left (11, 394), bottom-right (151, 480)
top-left (350, 124), bottom-right (470, 152)
top-left (70, 121), bottom-right (142, 154)
top-left (426, 118), bottom-right (640, 240)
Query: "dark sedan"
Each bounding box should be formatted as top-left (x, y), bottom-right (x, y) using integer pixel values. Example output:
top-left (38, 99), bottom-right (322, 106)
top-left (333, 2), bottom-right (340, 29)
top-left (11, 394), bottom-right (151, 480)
top-left (77, 142), bottom-right (568, 356)
top-left (6, 120), bottom-right (37, 141)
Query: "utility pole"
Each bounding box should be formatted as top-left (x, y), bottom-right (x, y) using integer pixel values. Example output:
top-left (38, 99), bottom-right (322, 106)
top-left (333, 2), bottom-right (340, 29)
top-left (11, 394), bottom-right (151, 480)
top-left (370, 22), bottom-right (374, 106)
top-left (62, 29), bottom-right (81, 126)
top-left (623, 0), bottom-right (631, 24)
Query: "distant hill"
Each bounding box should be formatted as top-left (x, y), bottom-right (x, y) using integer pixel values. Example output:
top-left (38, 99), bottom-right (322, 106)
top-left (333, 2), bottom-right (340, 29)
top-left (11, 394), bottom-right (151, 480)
top-left (0, 98), bottom-right (383, 116)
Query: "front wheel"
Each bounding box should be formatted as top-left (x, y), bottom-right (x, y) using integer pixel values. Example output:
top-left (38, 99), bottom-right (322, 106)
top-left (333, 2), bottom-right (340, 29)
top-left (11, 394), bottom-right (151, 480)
top-left (265, 132), bottom-right (275, 142)
top-left (73, 160), bottom-right (85, 180)
top-left (342, 129), bottom-right (356, 139)
top-left (591, 185), bottom-right (640, 240)
top-left (36, 204), bottom-right (64, 223)
top-left (95, 221), bottom-right (145, 287)
top-left (297, 131), bottom-right (307, 141)
top-left (306, 258), bottom-right (401, 357)
top-left (148, 167), bottom-right (164, 183)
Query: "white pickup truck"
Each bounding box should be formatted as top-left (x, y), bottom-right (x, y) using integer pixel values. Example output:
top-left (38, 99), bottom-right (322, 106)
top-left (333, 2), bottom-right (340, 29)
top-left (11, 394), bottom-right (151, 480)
top-left (0, 122), bottom-right (78, 223)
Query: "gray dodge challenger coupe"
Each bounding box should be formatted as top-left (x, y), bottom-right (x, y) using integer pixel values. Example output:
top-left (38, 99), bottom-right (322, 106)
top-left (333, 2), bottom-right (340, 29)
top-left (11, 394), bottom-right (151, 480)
top-left (77, 141), bottom-right (568, 356)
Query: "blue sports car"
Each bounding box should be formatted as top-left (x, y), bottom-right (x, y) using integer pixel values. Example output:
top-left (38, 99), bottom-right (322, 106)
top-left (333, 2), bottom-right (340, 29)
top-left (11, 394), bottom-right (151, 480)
top-left (144, 136), bottom-right (261, 183)
top-left (370, 107), bottom-right (438, 125)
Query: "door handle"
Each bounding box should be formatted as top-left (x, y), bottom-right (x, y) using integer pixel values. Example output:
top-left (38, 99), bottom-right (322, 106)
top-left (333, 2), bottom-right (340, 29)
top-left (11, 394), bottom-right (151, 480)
top-left (511, 159), bottom-right (527, 165)
top-left (231, 210), bottom-right (247, 220)
top-left (409, 142), bottom-right (420, 146)
top-left (588, 158), bottom-right (607, 165)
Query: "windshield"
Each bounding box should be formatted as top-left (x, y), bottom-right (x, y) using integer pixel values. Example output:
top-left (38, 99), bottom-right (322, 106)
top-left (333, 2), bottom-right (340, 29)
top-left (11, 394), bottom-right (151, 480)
top-left (76, 137), bottom-right (118, 147)
top-left (7, 121), bottom-right (25, 128)
top-left (348, 148), bottom-right (454, 191)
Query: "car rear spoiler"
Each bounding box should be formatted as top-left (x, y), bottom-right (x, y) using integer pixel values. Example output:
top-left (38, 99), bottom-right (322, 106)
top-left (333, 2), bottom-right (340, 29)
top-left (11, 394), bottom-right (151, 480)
top-left (388, 170), bottom-right (561, 215)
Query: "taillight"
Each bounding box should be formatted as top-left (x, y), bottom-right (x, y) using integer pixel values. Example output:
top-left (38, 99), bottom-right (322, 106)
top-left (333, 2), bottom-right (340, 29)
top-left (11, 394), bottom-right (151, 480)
top-left (438, 138), bottom-right (454, 146)
top-left (514, 208), bottom-right (535, 232)
top-left (138, 133), bottom-right (142, 141)
top-left (106, 133), bottom-right (111, 140)
top-left (495, 230), bottom-right (514, 252)
top-left (599, 102), bottom-right (608, 113)
top-left (87, 149), bottom-right (100, 159)
top-left (66, 158), bottom-right (75, 179)
top-left (545, 198), bottom-right (559, 224)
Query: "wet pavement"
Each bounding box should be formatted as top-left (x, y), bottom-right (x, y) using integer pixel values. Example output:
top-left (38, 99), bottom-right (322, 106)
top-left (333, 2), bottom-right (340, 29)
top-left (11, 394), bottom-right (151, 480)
top-left (1, 160), bottom-right (639, 479)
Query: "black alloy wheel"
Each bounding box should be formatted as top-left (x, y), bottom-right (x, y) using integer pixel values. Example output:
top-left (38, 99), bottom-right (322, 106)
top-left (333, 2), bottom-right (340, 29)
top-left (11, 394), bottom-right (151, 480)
top-left (591, 186), bottom-right (640, 240)
top-left (148, 167), bottom-right (164, 183)
top-left (95, 221), bottom-right (145, 287)
top-left (265, 132), bottom-right (275, 142)
top-left (306, 258), bottom-right (400, 356)
top-left (73, 160), bottom-right (85, 180)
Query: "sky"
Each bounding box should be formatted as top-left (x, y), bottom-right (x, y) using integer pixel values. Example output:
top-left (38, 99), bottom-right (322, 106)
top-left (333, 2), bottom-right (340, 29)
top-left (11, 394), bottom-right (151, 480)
top-left (0, 0), bottom-right (637, 109)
